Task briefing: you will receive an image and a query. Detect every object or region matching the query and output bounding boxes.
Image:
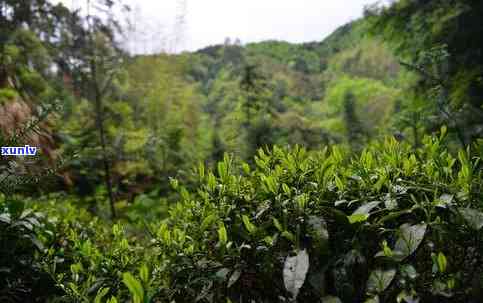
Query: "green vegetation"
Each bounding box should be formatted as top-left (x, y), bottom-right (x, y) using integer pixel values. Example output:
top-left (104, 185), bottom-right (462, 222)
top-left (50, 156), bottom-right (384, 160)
top-left (2, 136), bottom-right (483, 302)
top-left (1, 0), bottom-right (482, 302)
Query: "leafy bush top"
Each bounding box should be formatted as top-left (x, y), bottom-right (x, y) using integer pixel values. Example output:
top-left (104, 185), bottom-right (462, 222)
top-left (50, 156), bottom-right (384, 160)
top-left (2, 134), bottom-right (482, 302)
top-left (152, 134), bottom-right (482, 302)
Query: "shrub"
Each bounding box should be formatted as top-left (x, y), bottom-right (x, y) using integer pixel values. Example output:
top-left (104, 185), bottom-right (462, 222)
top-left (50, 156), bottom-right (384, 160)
top-left (2, 134), bottom-right (483, 302)
top-left (0, 198), bottom-right (58, 302)
top-left (150, 134), bottom-right (482, 302)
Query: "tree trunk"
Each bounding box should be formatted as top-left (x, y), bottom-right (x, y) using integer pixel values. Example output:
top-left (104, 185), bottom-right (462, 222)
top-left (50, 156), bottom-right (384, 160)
top-left (91, 59), bottom-right (117, 219)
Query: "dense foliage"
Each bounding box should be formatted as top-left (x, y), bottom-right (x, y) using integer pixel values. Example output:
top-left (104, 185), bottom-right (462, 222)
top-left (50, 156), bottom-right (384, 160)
top-left (1, 0), bottom-right (482, 302)
top-left (2, 135), bottom-right (483, 302)
top-left (367, 0), bottom-right (483, 146)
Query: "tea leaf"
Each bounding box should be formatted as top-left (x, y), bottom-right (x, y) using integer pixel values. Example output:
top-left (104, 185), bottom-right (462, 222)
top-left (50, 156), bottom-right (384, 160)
top-left (122, 272), bottom-right (144, 303)
top-left (228, 269), bottom-right (241, 288)
top-left (218, 223), bottom-right (228, 244)
top-left (437, 252), bottom-right (447, 273)
top-left (348, 213), bottom-right (369, 224)
top-left (367, 268), bottom-right (396, 294)
top-left (394, 224), bottom-right (427, 260)
top-left (242, 215), bottom-right (256, 234)
top-left (94, 287), bottom-right (110, 303)
top-left (283, 249), bottom-right (310, 299)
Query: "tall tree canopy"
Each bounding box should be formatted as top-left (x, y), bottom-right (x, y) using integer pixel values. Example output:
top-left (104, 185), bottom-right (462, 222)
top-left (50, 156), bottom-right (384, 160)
top-left (368, 0), bottom-right (483, 144)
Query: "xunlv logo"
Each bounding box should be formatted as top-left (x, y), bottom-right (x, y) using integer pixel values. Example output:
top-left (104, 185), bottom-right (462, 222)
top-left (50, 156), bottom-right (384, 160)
top-left (1, 145), bottom-right (38, 156)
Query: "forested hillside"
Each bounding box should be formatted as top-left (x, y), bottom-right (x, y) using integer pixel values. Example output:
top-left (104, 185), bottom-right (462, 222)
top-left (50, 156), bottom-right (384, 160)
top-left (1, 0), bottom-right (482, 302)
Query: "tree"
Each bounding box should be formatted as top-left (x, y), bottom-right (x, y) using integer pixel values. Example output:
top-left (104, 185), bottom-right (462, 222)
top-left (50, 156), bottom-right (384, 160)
top-left (240, 62), bottom-right (273, 158)
top-left (368, 0), bottom-right (483, 144)
top-left (58, 0), bottom-right (127, 219)
top-left (342, 91), bottom-right (365, 150)
top-left (240, 63), bottom-right (268, 125)
top-left (0, 0), bottom-right (76, 196)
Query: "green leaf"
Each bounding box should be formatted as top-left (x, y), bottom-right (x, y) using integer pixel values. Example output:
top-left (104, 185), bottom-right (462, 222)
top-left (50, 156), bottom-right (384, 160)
top-left (217, 160), bottom-right (229, 181)
top-left (106, 297), bottom-right (118, 303)
top-left (431, 279), bottom-right (453, 298)
top-left (94, 287), bottom-right (110, 303)
top-left (377, 209), bottom-right (413, 224)
top-left (198, 162), bottom-right (205, 179)
top-left (437, 252), bottom-right (447, 273)
top-left (325, 207), bottom-right (350, 225)
top-left (281, 231), bottom-right (295, 243)
top-left (348, 201), bottom-right (380, 223)
top-left (283, 249), bottom-right (310, 300)
top-left (13, 220), bottom-right (33, 231)
top-left (122, 272), bottom-right (144, 303)
top-left (334, 200), bottom-right (347, 207)
top-left (435, 194), bottom-right (453, 208)
top-left (273, 217), bottom-right (283, 232)
top-left (228, 269), bottom-right (241, 288)
top-left (169, 178), bottom-right (179, 190)
top-left (440, 125), bottom-right (447, 140)
top-left (447, 278), bottom-right (455, 289)
top-left (139, 264), bottom-right (149, 283)
top-left (397, 289), bottom-right (419, 303)
top-left (201, 214), bottom-right (217, 231)
top-left (242, 163), bottom-right (250, 174)
top-left (365, 296), bottom-right (380, 303)
top-left (381, 241), bottom-right (391, 257)
top-left (282, 183), bottom-right (291, 195)
top-left (6, 199), bottom-right (25, 219)
top-left (348, 213), bottom-right (369, 224)
top-left (394, 224), bottom-right (427, 260)
top-left (0, 213), bottom-right (11, 224)
top-left (374, 174), bottom-right (387, 192)
top-left (458, 208), bottom-right (483, 230)
top-left (334, 175), bottom-right (345, 191)
top-left (262, 175), bottom-right (278, 194)
top-left (242, 215), bottom-right (256, 234)
top-left (218, 223), bottom-right (228, 244)
top-left (263, 235), bottom-right (275, 246)
top-left (366, 268), bottom-right (396, 294)
top-left (207, 173), bottom-right (216, 191)
top-left (87, 279), bottom-right (108, 296)
top-left (400, 264), bottom-right (418, 280)
top-left (353, 201), bottom-right (380, 216)
top-left (29, 235), bottom-right (45, 251)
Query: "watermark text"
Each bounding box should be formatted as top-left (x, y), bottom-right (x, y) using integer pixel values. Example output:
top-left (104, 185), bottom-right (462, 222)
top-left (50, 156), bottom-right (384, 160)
top-left (1, 145), bottom-right (38, 156)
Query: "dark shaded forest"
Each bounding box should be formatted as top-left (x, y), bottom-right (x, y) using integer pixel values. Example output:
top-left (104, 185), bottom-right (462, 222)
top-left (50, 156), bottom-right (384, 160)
top-left (1, 0), bottom-right (482, 302)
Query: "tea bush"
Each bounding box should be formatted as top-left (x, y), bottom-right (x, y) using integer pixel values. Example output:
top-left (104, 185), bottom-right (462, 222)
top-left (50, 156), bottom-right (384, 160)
top-left (1, 134), bottom-right (482, 302)
top-left (149, 134), bottom-right (483, 302)
top-left (0, 198), bottom-right (59, 302)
